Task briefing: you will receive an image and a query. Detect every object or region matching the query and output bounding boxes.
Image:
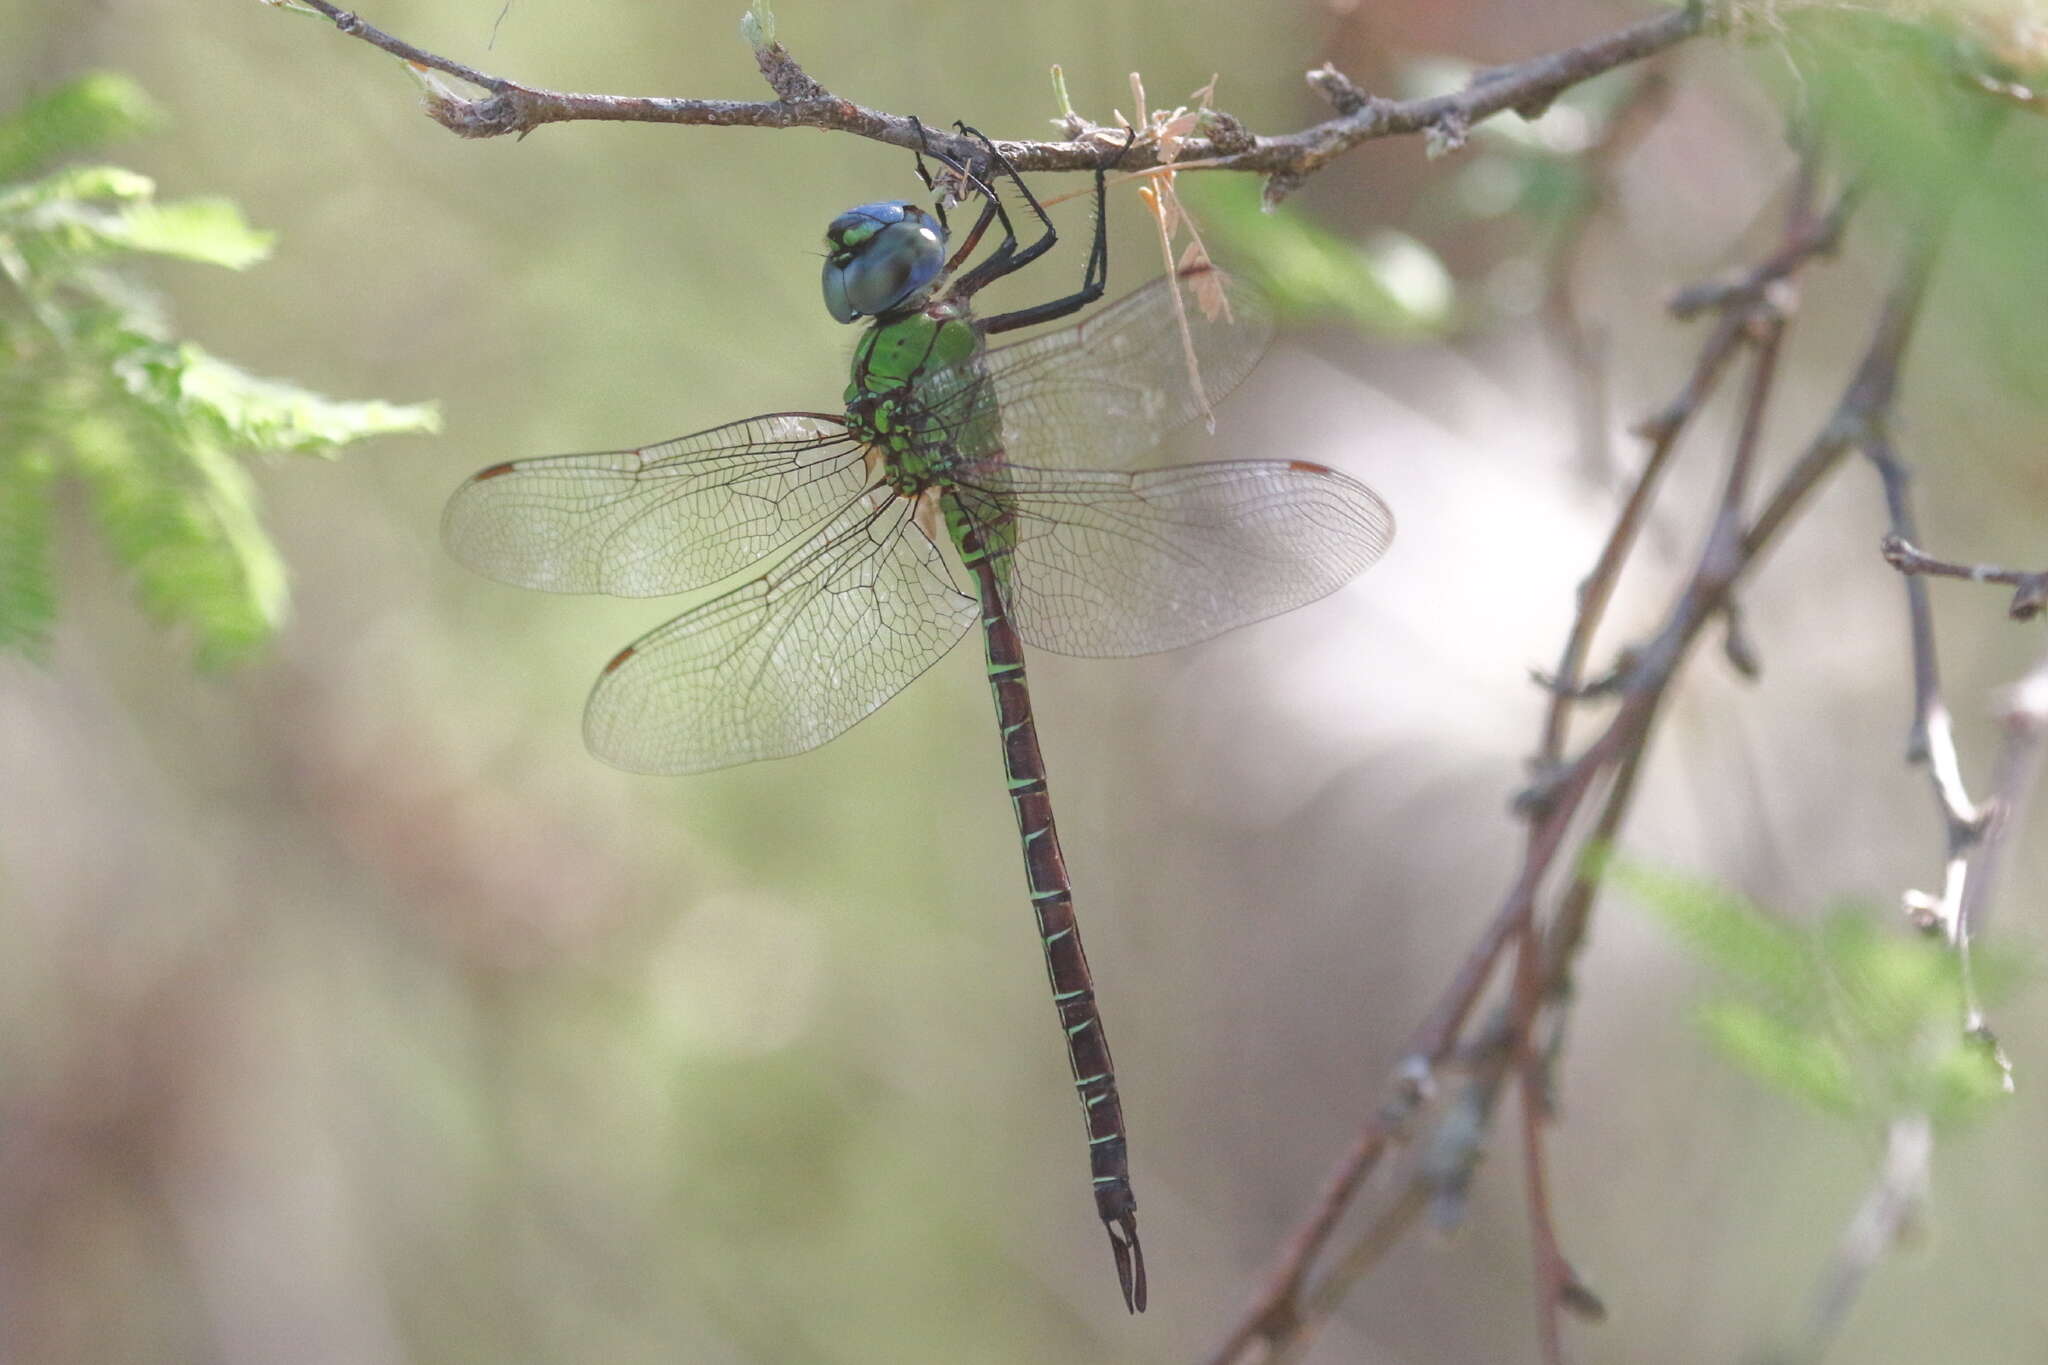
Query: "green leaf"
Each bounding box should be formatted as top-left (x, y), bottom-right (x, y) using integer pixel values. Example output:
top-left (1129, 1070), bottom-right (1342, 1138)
top-left (0, 75), bottom-right (441, 663)
top-left (70, 409), bottom-right (287, 667)
top-left (1698, 999), bottom-right (1861, 1117)
top-left (1613, 856), bottom-right (2028, 1130)
top-left (0, 72), bottom-right (160, 183)
top-left (169, 343), bottom-right (440, 455)
top-left (0, 179), bottom-right (272, 283)
top-left (0, 437), bottom-right (59, 658)
top-left (0, 163), bottom-right (154, 220)
top-left (1924, 1035), bottom-right (2012, 1128)
top-left (119, 197), bottom-right (274, 270)
top-left (1608, 859), bottom-right (1812, 1001)
top-left (1819, 908), bottom-right (1958, 1047)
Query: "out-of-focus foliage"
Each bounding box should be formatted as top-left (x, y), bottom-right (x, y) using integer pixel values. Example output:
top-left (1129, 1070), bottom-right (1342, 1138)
top-left (1193, 175), bottom-right (1455, 335)
top-left (1611, 857), bottom-right (2024, 1129)
top-left (1770, 6), bottom-right (2048, 408)
top-left (0, 72), bottom-right (437, 664)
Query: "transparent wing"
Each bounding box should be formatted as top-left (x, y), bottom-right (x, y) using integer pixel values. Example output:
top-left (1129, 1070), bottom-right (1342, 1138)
top-left (921, 266), bottom-right (1275, 471)
top-left (950, 459), bottom-right (1394, 658)
top-left (442, 413), bottom-right (868, 597)
top-left (583, 492), bottom-right (977, 773)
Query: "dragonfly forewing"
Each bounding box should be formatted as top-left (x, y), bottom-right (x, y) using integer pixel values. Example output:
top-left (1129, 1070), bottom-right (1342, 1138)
top-left (442, 413), bottom-right (867, 597)
top-left (950, 459), bottom-right (1393, 657)
top-left (923, 266), bottom-right (1275, 473)
top-left (583, 492), bottom-right (977, 773)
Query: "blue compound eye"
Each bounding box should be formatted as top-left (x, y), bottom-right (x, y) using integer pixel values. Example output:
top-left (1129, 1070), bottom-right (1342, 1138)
top-left (822, 203), bottom-right (946, 322)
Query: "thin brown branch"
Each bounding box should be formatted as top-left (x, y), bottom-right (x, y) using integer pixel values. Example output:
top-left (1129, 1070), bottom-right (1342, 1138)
top-left (1534, 172), bottom-right (1849, 768)
top-left (1213, 102), bottom-right (1986, 1357)
top-left (1209, 143), bottom-right (1873, 1364)
top-left (1665, 185), bottom-right (1854, 319)
top-left (1882, 535), bottom-right (2048, 622)
top-left (1534, 307), bottom-right (1741, 768)
top-left (1199, 755), bottom-right (1605, 1365)
top-left (1875, 513), bottom-right (2044, 1083)
top-left (1513, 895), bottom-right (1571, 1365)
top-left (1783, 643), bottom-right (2048, 1362)
top-left (1763, 105), bottom-right (2012, 1365)
top-left (1739, 218), bottom-right (1945, 570)
top-left (274, 0), bottom-right (1711, 200)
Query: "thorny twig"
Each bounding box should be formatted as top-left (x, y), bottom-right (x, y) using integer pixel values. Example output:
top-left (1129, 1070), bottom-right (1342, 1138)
top-left (270, 0), bottom-right (1713, 204)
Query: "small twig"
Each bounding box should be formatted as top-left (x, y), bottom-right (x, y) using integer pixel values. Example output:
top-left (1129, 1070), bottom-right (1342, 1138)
top-left (1968, 650), bottom-right (2048, 946)
top-left (1788, 1115), bottom-right (1934, 1364)
top-left (1535, 307), bottom-right (1746, 767)
top-left (1782, 638), bottom-right (2048, 1361)
top-left (1881, 535), bottom-right (2048, 622)
top-left (1620, 298), bottom-right (1786, 694)
top-left (1209, 145), bottom-right (1867, 1365)
top-left (1535, 173), bottom-right (1847, 768)
top-left (275, 0), bottom-right (1711, 200)
top-left (1665, 185), bottom-right (1854, 319)
top-left (1765, 105), bottom-right (2014, 1364)
top-left (1200, 756), bottom-right (1606, 1365)
top-left (1513, 891), bottom-right (1571, 1365)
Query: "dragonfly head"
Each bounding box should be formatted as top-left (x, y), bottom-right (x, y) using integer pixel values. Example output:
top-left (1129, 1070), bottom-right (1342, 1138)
top-left (822, 201), bottom-right (947, 324)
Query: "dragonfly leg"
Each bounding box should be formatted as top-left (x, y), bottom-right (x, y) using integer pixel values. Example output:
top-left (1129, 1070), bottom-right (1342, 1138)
top-left (944, 198), bottom-right (1003, 275)
top-left (976, 128), bottom-right (1131, 336)
top-left (908, 114), bottom-right (951, 234)
top-left (910, 126), bottom-right (1011, 275)
top-left (942, 128), bottom-right (1035, 300)
top-left (955, 123), bottom-right (1060, 279)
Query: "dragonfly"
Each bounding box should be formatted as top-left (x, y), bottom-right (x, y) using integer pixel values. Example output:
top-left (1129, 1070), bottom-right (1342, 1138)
top-left (442, 130), bottom-right (1394, 1312)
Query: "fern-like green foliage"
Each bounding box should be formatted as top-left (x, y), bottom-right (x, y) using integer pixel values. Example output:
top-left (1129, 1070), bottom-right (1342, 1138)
top-left (1605, 855), bottom-right (2023, 1130)
top-left (0, 73), bottom-right (438, 665)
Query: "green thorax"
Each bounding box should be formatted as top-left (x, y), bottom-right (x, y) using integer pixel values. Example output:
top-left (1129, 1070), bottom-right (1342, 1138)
top-left (844, 302), bottom-right (995, 490)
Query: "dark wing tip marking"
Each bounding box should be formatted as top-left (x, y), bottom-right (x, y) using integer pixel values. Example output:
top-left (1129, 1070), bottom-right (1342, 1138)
top-left (1288, 459), bottom-right (1334, 474)
top-left (602, 643), bottom-right (637, 674)
top-left (472, 461), bottom-right (519, 481)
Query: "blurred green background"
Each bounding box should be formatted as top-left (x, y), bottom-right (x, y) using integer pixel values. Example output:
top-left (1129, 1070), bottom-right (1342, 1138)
top-left (5, 2), bottom-right (2048, 1361)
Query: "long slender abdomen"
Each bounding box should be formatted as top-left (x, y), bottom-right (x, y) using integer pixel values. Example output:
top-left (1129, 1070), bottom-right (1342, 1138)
top-left (948, 493), bottom-right (1146, 1313)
